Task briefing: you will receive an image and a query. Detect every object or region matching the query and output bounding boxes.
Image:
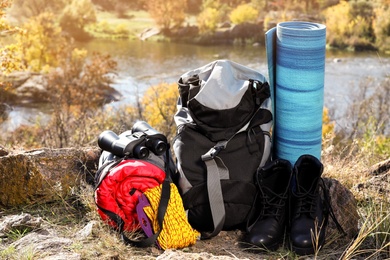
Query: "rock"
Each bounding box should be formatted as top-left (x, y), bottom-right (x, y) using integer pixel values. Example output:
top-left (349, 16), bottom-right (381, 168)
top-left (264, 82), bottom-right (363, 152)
top-left (75, 220), bottom-right (98, 240)
top-left (171, 25), bottom-right (199, 39)
top-left (41, 252), bottom-right (82, 260)
top-left (0, 147), bottom-right (101, 208)
top-left (1, 71), bottom-right (32, 88)
top-left (169, 23), bottom-right (266, 45)
top-left (0, 213), bottom-right (42, 235)
top-left (2, 70), bottom-right (121, 107)
top-left (0, 148), bottom-right (367, 259)
top-left (369, 158), bottom-right (390, 176)
top-left (2, 71), bottom-right (50, 104)
top-left (0, 103), bottom-right (13, 121)
top-left (15, 74), bottom-right (49, 103)
top-left (352, 169), bottom-right (390, 203)
top-left (139, 27), bottom-right (161, 41)
top-left (323, 178), bottom-right (359, 239)
top-left (11, 231), bottom-right (81, 260)
top-left (0, 213), bottom-right (80, 259)
top-left (230, 22), bottom-right (263, 44)
top-left (351, 158), bottom-right (390, 202)
top-left (157, 249), bottom-right (249, 260)
top-left (219, 22), bottom-right (231, 29)
top-left (0, 145), bottom-right (9, 156)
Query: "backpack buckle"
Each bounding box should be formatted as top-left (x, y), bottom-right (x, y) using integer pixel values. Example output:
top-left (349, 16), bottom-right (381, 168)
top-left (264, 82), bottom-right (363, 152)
top-left (201, 141), bottom-right (228, 161)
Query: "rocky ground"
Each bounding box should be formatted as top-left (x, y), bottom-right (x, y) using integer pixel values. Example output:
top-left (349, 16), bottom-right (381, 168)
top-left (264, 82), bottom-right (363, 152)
top-left (0, 147), bottom-right (389, 259)
top-left (0, 212), bottom-right (354, 260)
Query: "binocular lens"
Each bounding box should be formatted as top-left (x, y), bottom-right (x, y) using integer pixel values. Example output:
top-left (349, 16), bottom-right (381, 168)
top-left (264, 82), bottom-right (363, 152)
top-left (98, 121), bottom-right (168, 159)
top-left (98, 130), bottom-right (120, 153)
top-left (153, 140), bottom-right (167, 155)
top-left (134, 145), bottom-right (149, 159)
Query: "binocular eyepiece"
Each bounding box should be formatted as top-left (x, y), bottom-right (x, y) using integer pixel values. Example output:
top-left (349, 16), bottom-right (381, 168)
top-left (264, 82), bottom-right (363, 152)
top-left (97, 121), bottom-right (168, 159)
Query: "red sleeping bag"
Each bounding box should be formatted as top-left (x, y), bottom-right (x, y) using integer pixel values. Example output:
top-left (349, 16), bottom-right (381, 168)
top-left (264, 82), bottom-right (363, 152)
top-left (95, 159), bottom-right (166, 231)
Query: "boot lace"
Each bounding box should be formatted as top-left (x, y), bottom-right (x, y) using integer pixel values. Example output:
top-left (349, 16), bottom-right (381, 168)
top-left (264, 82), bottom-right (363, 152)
top-left (293, 177), bottom-right (319, 217)
top-left (293, 177), bottom-right (346, 236)
top-left (259, 187), bottom-right (288, 219)
top-left (319, 178), bottom-right (346, 236)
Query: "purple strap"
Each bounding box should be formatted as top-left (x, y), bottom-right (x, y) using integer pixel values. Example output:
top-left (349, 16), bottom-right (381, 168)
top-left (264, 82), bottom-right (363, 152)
top-left (136, 194), bottom-right (160, 248)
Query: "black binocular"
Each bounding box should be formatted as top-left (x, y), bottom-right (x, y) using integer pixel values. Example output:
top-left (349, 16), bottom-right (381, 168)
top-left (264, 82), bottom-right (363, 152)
top-left (98, 121), bottom-right (168, 159)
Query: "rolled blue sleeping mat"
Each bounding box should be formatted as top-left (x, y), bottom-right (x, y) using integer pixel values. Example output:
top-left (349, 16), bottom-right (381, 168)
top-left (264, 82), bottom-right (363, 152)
top-left (265, 21), bottom-right (326, 165)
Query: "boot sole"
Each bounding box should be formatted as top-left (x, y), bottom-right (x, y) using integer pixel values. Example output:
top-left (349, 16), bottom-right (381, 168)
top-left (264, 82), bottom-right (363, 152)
top-left (242, 239), bottom-right (281, 252)
top-left (249, 241), bottom-right (281, 252)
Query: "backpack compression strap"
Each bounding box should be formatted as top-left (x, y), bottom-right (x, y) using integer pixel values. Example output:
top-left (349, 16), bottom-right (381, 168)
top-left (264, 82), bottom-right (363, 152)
top-left (200, 140), bottom-right (229, 239)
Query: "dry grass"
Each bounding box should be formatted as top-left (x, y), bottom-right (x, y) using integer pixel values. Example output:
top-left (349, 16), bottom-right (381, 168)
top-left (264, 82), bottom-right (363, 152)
top-left (320, 136), bottom-right (390, 259)
top-left (1, 138), bottom-right (389, 260)
top-left (1, 66), bottom-right (389, 260)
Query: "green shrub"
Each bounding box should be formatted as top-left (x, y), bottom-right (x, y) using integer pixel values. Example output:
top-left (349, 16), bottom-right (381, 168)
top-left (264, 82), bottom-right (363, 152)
top-left (113, 24), bottom-right (130, 38)
top-left (373, 5), bottom-right (390, 52)
top-left (16, 12), bottom-right (67, 72)
top-left (197, 7), bottom-right (220, 33)
top-left (324, 1), bottom-right (353, 48)
top-left (87, 20), bottom-right (129, 38)
top-left (59, 0), bottom-right (96, 41)
top-left (324, 0), bottom-right (376, 50)
top-left (146, 0), bottom-right (187, 30)
top-left (92, 20), bottom-right (111, 34)
top-left (229, 4), bottom-right (258, 24)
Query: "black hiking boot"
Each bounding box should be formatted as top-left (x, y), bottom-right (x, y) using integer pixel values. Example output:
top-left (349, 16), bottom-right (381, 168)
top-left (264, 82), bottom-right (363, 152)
top-left (245, 159), bottom-right (292, 251)
top-left (289, 154), bottom-right (327, 255)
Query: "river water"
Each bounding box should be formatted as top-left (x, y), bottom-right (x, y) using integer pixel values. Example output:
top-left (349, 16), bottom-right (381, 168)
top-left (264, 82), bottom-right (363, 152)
top-left (1, 39), bottom-right (389, 133)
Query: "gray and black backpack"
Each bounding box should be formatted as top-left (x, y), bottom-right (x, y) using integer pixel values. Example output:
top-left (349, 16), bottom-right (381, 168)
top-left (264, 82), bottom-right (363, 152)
top-left (172, 60), bottom-right (273, 238)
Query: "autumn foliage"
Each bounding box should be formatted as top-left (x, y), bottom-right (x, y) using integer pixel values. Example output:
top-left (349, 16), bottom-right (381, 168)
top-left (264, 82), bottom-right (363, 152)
top-left (141, 82), bottom-right (178, 140)
top-left (145, 0), bottom-right (187, 30)
top-left (229, 3), bottom-right (259, 24)
top-left (1, 0), bottom-right (389, 149)
top-left (324, 0), bottom-right (390, 51)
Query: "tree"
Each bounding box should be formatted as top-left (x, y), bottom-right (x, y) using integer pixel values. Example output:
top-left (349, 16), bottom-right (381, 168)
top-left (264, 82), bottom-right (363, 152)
top-left (16, 12), bottom-right (67, 72)
top-left (141, 82), bottom-right (178, 140)
top-left (323, 1), bottom-right (353, 48)
top-left (251, 0), bottom-right (269, 11)
top-left (373, 3), bottom-right (390, 52)
top-left (229, 3), bottom-right (259, 24)
top-left (0, 0), bottom-right (11, 29)
top-left (1, 0), bottom-right (25, 105)
top-left (187, 0), bottom-right (203, 14)
top-left (197, 7), bottom-right (220, 33)
top-left (318, 0), bottom-right (340, 9)
top-left (1, 0), bottom-right (25, 75)
top-left (146, 0), bottom-right (187, 30)
top-left (91, 0), bottom-right (142, 11)
top-left (219, 0), bottom-right (250, 7)
top-left (44, 51), bottom-right (117, 147)
top-left (59, 0), bottom-right (96, 41)
top-left (324, 0), bottom-right (376, 50)
top-left (197, 0), bottom-right (230, 34)
top-left (9, 0), bottom-right (67, 21)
